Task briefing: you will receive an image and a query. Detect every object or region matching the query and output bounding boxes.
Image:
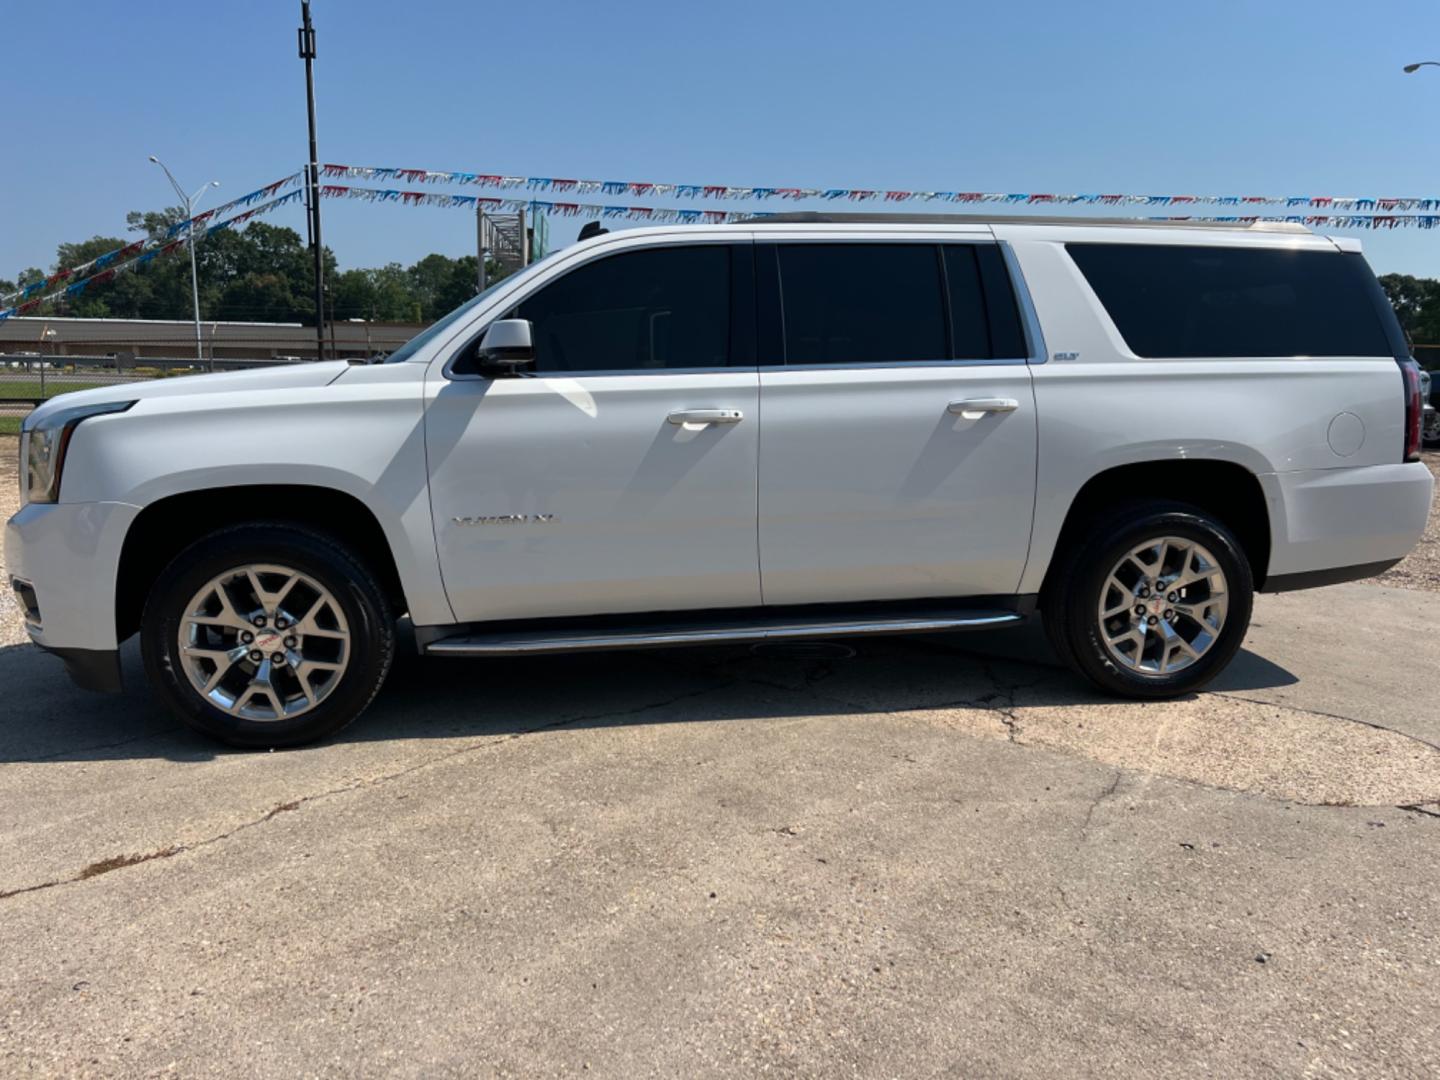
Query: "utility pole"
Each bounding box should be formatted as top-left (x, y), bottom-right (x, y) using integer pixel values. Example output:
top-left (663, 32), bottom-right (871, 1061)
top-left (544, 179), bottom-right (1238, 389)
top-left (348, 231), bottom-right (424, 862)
top-left (299, 0), bottom-right (325, 361)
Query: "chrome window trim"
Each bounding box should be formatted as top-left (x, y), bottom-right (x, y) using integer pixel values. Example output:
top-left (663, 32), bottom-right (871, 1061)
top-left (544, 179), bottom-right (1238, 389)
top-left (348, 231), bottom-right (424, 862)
top-left (759, 357), bottom-right (1030, 373)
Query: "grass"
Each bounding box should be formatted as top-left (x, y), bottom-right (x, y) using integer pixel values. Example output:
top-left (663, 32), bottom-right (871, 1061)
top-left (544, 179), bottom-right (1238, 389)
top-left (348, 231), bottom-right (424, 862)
top-left (0, 381), bottom-right (116, 434)
top-left (0, 380), bottom-right (114, 399)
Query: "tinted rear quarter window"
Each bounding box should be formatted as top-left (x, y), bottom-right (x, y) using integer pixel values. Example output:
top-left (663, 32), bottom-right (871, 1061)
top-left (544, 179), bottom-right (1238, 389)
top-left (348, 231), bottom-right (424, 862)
top-left (1067, 243), bottom-right (1393, 358)
top-left (941, 246), bottom-right (990, 359)
top-left (947, 244), bottom-right (1028, 360)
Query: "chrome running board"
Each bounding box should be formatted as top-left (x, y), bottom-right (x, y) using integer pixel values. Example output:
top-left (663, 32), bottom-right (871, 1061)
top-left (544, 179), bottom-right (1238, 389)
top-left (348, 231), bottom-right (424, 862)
top-left (424, 608), bottom-right (1024, 657)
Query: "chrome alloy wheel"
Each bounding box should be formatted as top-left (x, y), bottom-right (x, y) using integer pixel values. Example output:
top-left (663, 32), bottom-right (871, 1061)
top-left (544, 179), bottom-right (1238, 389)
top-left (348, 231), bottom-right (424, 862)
top-left (1097, 536), bottom-right (1228, 677)
top-left (177, 564), bottom-right (350, 721)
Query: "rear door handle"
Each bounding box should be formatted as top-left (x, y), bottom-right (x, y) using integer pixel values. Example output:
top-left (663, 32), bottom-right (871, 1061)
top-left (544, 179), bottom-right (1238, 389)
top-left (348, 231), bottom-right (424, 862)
top-left (948, 397), bottom-right (1019, 419)
top-left (668, 409), bottom-right (744, 425)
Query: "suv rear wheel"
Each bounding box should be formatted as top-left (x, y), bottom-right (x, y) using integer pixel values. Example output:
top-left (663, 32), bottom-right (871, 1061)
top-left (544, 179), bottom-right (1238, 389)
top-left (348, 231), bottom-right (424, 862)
top-left (1043, 501), bottom-right (1253, 699)
top-left (141, 523), bottom-right (395, 748)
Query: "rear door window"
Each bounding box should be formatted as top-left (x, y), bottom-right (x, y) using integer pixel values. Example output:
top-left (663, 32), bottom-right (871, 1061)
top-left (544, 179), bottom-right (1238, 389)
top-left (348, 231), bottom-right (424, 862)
top-left (1067, 243), bottom-right (1394, 358)
top-left (776, 244), bottom-right (947, 365)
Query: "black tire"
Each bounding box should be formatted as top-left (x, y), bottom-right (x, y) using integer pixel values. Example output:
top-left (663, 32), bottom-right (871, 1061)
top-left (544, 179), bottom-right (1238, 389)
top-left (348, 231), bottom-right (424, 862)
top-left (141, 523), bottom-right (395, 748)
top-left (1042, 500), bottom-right (1253, 699)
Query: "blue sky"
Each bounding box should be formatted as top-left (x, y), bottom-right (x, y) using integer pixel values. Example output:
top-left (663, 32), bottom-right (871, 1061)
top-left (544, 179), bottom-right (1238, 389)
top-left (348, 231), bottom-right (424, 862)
top-left (4, 0), bottom-right (1440, 280)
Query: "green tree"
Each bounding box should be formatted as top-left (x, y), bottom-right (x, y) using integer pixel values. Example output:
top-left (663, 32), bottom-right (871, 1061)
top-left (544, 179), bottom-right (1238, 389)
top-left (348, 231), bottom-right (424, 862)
top-left (216, 272), bottom-right (308, 323)
top-left (11, 208), bottom-right (520, 326)
top-left (18, 267), bottom-right (45, 286)
top-left (407, 253), bottom-right (457, 321)
top-left (51, 237), bottom-right (127, 317)
top-left (1380, 273), bottom-right (1440, 346)
top-left (331, 263), bottom-right (417, 322)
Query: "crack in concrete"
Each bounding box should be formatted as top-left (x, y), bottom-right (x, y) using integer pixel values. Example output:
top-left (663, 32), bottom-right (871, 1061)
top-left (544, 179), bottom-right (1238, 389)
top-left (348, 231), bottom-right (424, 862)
top-left (741, 659), bottom-right (837, 696)
top-left (0, 681), bottom-right (735, 904)
top-left (972, 660), bottom-right (1048, 743)
top-left (0, 795), bottom-right (309, 902)
top-left (1210, 690), bottom-right (1440, 756)
top-left (1053, 884), bottom-right (1098, 957)
top-left (1080, 771), bottom-right (1124, 839)
top-left (738, 651), bottom-right (1051, 746)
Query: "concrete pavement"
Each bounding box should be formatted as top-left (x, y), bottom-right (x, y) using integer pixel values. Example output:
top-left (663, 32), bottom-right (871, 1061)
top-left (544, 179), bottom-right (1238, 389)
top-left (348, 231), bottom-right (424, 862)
top-left (2, 583), bottom-right (1439, 1077)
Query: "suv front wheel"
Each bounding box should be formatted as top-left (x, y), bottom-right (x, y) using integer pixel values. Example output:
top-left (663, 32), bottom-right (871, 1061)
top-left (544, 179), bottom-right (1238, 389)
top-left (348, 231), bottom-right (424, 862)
top-left (1043, 501), bottom-right (1254, 699)
top-left (141, 523), bottom-right (395, 748)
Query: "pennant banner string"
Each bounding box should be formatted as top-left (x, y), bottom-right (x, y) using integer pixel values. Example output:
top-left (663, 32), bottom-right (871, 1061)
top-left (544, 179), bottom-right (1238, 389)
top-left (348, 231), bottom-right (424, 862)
top-left (9, 178), bottom-right (1435, 324)
top-left (0, 189), bottom-right (304, 323)
top-left (319, 184), bottom-right (763, 222)
top-left (2, 171), bottom-right (304, 305)
top-left (320, 162), bottom-right (1440, 214)
top-left (318, 184), bottom-right (1440, 231)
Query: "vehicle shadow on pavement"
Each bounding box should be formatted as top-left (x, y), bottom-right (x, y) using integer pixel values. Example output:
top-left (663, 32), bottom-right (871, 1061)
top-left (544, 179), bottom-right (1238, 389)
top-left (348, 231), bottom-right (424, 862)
top-left (0, 620), bottom-right (1298, 764)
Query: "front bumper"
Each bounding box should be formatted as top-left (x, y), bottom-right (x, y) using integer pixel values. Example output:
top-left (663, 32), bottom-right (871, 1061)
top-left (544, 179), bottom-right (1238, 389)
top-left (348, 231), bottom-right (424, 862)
top-left (5, 499), bottom-right (140, 659)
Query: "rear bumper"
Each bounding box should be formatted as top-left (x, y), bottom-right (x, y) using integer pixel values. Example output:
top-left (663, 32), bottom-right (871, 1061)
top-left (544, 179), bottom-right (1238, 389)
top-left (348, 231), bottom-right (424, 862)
top-left (1262, 558), bottom-right (1403, 593)
top-left (1261, 462), bottom-right (1434, 585)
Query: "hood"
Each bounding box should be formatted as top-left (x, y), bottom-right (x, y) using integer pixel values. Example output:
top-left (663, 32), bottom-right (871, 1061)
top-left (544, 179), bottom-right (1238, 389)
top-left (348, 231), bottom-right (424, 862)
top-left (24, 360), bottom-right (352, 427)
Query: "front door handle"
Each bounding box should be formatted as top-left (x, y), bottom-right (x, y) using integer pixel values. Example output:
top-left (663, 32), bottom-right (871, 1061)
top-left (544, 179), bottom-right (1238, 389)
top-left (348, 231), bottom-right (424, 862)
top-left (948, 397), bottom-right (1019, 419)
top-left (668, 409), bottom-right (744, 426)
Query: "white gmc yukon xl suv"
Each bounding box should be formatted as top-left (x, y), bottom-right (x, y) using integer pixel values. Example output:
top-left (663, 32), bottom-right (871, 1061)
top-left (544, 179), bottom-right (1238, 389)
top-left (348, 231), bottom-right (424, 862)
top-left (7, 214), bottom-right (1434, 747)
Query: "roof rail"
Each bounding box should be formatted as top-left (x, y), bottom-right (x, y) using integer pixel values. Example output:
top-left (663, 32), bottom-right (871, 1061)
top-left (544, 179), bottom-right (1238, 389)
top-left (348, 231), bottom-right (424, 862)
top-left (735, 211), bottom-right (1312, 233)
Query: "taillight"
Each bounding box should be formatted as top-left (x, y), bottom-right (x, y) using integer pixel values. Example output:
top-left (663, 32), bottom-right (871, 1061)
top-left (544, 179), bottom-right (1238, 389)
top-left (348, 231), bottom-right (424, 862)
top-left (1402, 359), bottom-right (1423, 462)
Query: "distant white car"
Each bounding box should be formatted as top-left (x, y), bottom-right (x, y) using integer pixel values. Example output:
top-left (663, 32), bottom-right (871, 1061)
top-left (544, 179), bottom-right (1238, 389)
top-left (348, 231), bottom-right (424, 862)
top-left (7, 214), bottom-right (1435, 746)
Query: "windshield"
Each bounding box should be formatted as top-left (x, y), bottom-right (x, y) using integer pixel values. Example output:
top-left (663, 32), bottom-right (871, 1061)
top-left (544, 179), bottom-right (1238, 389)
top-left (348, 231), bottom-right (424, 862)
top-left (383, 253), bottom-right (558, 363)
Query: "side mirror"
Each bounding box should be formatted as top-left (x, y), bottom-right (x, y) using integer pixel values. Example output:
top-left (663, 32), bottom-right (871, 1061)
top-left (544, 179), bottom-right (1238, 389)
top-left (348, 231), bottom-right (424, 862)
top-left (476, 319), bottom-right (535, 374)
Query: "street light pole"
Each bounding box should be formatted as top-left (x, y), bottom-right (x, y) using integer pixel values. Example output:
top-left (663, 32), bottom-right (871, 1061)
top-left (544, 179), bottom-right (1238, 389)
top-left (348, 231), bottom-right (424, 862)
top-left (299, 0), bottom-right (326, 362)
top-left (1403, 61), bottom-right (1440, 73)
top-left (149, 156), bottom-right (218, 370)
top-left (37, 326), bottom-right (55, 398)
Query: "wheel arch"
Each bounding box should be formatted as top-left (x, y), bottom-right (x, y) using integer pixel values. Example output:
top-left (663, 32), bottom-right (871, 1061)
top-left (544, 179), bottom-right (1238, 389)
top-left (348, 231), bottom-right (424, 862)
top-left (1036, 459), bottom-right (1272, 598)
top-left (115, 484), bottom-right (412, 643)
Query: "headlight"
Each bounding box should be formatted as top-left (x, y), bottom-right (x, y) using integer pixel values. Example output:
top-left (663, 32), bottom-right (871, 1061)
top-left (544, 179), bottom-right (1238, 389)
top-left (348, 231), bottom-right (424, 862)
top-left (21, 400), bottom-right (135, 506)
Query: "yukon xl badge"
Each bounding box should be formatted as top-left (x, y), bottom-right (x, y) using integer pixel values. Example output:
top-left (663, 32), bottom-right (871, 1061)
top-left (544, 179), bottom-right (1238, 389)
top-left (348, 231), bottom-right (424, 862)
top-left (453, 514), bottom-right (557, 526)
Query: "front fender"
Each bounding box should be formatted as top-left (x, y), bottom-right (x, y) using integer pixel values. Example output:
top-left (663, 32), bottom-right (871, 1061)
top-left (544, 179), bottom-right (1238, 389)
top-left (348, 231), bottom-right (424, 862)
top-left (57, 364), bottom-right (454, 627)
